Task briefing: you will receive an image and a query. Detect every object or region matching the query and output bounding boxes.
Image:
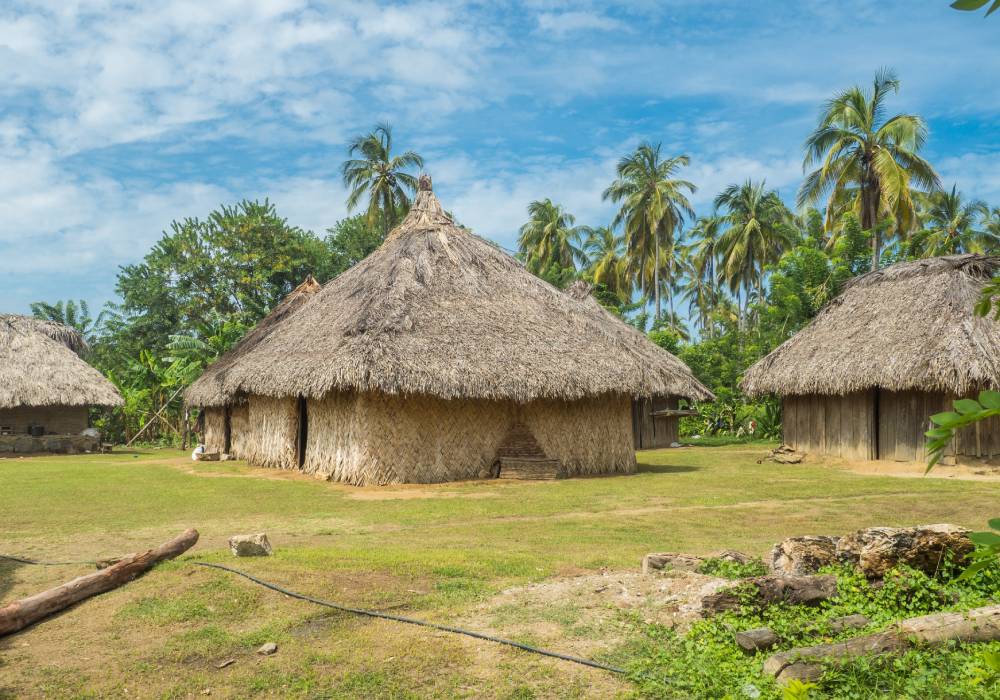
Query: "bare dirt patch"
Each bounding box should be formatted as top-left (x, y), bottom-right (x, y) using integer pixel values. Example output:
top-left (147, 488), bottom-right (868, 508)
top-left (457, 569), bottom-right (729, 660)
top-left (832, 457), bottom-right (1000, 481)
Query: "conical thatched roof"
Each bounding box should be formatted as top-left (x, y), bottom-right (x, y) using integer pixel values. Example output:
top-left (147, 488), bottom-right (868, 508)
top-left (0, 315), bottom-right (123, 409)
top-left (184, 275), bottom-right (322, 407)
top-left (742, 254), bottom-right (1000, 398)
top-left (187, 175), bottom-right (712, 407)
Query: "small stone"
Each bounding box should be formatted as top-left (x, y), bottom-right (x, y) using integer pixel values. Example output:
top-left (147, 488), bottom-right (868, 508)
top-left (641, 552), bottom-right (702, 574)
top-left (229, 533), bottom-right (273, 557)
top-left (735, 627), bottom-right (780, 654)
top-left (215, 658), bottom-right (236, 669)
top-left (828, 613), bottom-right (870, 633)
top-left (257, 642), bottom-right (278, 655)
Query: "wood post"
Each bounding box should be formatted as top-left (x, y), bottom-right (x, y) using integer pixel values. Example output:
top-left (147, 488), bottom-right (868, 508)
top-left (764, 604), bottom-right (1000, 684)
top-left (0, 529), bottom-right (199, 637)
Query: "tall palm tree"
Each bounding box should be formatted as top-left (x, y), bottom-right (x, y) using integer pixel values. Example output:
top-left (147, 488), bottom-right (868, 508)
top-left (29, 299), bottom-right (105, 345)
top-left (982, 207), bottom-right (1000, 254)
top-left (913, 185), bottom-right (988, 256)
top-left (678, 253), bottom-right (715, 339)
top-left (797, 69), bottom-right (940, 270)
top-left (342, 122), bottom-right (424, 238)
top-left (581, 226), bottom-right (631, 301)
top-left (517, 199), bottom-right (586, 274)
top-left (715, 180), bottom-right (794, 327)
top-left (603, 144), bottom-right (696, 320)
top-left (687, 215), bottom-right (724, 297)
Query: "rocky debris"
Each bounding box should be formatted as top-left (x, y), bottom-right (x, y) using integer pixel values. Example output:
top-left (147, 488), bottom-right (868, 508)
top-left (229, 533), bottom-right (272, 557)
top-left (702, 574), bottom-right (838, 614)
top-left (256, 642), bottom-right (278, 655)
top-left (828, 613), bottom-right (871, 634)
top-left (197, 451), bottom-right (221, 462)
top-left (769, 535), bottom-right (840, 575)
top-left (836, 524), bottom-right (973, 578)
top-left (0, 434), bottom-right (100, 454)
top-left (713, 550), bottom-right (754, 565)
top-left (758, 445), bottom-right (804, 465)
top-left (735, 627), bottom-right (780, 654)
top-left (642, 552), bottom-right (703, 574)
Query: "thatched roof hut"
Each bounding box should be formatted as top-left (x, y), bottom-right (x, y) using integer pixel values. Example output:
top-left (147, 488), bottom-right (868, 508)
top-left (0, 315), bottom-right (122, 440)
top-left (187, 175), bottom-right (712, 484)
top-left (742, 255), bottom-right (1000, 462)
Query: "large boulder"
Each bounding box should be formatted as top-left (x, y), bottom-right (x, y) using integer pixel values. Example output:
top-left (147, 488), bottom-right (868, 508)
top-left (836, 524), bottom-right (974, 578)
top-left (769, 536), bottom-right (839, 575)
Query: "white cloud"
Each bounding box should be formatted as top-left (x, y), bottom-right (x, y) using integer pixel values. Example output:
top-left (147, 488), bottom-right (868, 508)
top-left (536, 11), bottom-right (627, 36)
top-left (937, 153), bottom-right (1000, 206)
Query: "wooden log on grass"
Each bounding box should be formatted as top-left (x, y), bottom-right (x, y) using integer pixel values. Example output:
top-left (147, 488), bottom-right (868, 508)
top-left (0, 528), bottom-right (199, 636)
top-left (763, 604), bottom-right (1000, 684)
top-left (702, 574), bottom-right (838, 614)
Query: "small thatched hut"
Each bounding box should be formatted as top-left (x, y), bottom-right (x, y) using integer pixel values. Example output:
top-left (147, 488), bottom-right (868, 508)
top-left (186, 175), bottom-right (712, 484)
top-left (0, 315), bottom-right (122, 448)
top-left (742, 255), bottom-right (1000, 462)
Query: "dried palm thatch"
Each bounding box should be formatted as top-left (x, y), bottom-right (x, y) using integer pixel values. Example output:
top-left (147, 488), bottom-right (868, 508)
top-left (189, 176), bottom-right (713, 406)
top-left (742, 255), bottom-right (1000, 398)
top-left (185, 276), bottom-right (321, 407)
top-left (0, 315), bottom-right (123, 409)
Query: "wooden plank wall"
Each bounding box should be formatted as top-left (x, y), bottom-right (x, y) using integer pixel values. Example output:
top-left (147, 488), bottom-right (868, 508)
top-left (786, 389), bottom-right (1000, 462)
top-left (782, 391), bottom-right (876, 460)
top-left (632, 396), bottom-right (680, 449)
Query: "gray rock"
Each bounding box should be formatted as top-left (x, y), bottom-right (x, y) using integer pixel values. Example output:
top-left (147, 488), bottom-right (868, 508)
top-left (769, 536), bottom-right (839, 575)
top-left (229, 533), bottom-right (273, 557)
top-left (256, 642), bottom-right (278, 655)
top-left (828, 613), bottom-right (871, 633)
top-left (836, 524), bottom-right (973, 578)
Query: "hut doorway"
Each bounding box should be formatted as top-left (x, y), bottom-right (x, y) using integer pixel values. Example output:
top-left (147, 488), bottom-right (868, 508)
top-left (296, 396), bottom-right (308, 469)
top-left (223, 407), bottom-right (232, 454)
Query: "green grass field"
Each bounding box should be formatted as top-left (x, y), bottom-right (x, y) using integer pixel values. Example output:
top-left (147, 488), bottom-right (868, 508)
top-left (1, 445), bottom-right (998, 699)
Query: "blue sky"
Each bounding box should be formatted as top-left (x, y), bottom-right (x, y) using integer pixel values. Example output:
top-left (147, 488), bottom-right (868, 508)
top-left (2, 1), bottom-right (999, 313)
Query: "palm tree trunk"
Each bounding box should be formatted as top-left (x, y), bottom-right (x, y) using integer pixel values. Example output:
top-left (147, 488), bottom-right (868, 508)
top-left (654, 236), bottom-right (661, 321)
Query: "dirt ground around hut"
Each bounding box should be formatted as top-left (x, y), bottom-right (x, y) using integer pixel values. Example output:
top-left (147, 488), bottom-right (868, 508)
top-left (3, 444), bottom-right (1000, 699)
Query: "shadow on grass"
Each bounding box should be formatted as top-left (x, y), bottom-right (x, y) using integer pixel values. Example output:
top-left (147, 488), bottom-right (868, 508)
top-left (635, 464), bottom-right (700, 474)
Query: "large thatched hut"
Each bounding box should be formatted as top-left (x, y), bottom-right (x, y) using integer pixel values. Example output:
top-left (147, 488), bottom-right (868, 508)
top-left (0, 315), bottom-right (122, 452)
top-left (186, 175), bottom-right (712, 484)
top-left (742, 255), bottom-right (1000, 462)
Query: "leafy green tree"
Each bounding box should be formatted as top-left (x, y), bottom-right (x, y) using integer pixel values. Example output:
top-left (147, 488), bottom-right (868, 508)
top-left (797, 69), bottom-right (940, 270)
top-left (342, 122), bottom-right (424, 237)
top-left (325, 213), bottom-right (386, 274)
top-left (715, 180), bottom-right (795, 327)
top-left (603, 144), bottom-right (695, 320)
top-left (517, 199), bottom-right (586, 275)
top-left (29, 299), bottom-right (106, 345)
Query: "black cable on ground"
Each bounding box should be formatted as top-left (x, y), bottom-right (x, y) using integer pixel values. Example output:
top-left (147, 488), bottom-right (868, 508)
top-left (192, 561), bottom-right (628, 676)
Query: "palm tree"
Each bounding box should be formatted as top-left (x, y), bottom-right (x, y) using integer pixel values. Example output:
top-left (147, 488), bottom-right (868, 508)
top-left (342, 122), bottom-right (424, 238)
top-left (581, 226), bottom-right (631, 301)
top-left (603, 144), bottom-right (696, 320)
top-left (982, 208), bottom-right (1000, 254)
top-left (678, 253), bottom-right (715, 339)
top-left (913, 185), bottom-right (988, 256)
top-left (517, 199), bottom-right (586, 275)
top-left (797, 69), bottom-right (940, 270)
top-left (29, 299), bottom-right (105, 344)
top-left (715, 180), bottom-right (794, 327)
top-left (686, 215), bottom-right (724, 297)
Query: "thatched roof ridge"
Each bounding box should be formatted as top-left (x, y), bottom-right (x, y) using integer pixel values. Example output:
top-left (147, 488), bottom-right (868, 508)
top-left (741, 254), bottom-right (1000, 398)
top-left (189, 175), bottom-right (712, 406)
top-left (0, 315), bottom-right (123, 409)
top-left (184, 275), bottom-right (322, 406)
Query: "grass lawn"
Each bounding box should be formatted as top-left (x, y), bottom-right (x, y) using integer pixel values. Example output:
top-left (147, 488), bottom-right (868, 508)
top-left (1, 445), bottom-right (998, 699)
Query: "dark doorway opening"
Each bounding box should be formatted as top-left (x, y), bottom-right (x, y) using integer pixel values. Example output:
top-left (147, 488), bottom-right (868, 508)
top-left (223, 406), bottom-right (232, 454)
top-left (297, 396), bottom-right (308, 469)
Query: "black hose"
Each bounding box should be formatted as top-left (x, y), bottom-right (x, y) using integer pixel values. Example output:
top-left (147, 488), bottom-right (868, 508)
top-left (0, 552), bottom-right (629, 676)
top-left (192, 561), bottom-right (628, 675)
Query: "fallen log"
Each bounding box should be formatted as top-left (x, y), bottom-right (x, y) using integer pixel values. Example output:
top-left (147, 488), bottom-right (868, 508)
top-left (0, 528), bottom-right (199, 636)
top-left (702, 574), bottom-right (838, 614)
top-left (764, 604), bottom-right (1000, 684)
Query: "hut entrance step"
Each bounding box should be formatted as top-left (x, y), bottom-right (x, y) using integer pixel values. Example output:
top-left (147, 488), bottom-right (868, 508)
top-left (497, 457), bottom-right (565, 480)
